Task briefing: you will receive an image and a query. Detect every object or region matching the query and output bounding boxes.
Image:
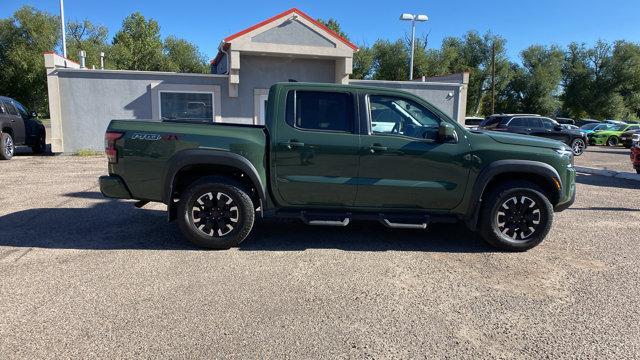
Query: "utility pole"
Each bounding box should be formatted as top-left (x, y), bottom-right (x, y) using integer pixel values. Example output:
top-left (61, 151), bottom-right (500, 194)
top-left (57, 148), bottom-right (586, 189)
top-left (491, 40), bottom-right (496, 114)
top-left (59, 0), bottom-right (67, 58)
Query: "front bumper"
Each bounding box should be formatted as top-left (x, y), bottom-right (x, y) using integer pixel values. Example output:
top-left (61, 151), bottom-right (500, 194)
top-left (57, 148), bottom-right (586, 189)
top-left (554, 166), bottom-right (576, 212)
top-left (99, 175), bottom-right (132, 199)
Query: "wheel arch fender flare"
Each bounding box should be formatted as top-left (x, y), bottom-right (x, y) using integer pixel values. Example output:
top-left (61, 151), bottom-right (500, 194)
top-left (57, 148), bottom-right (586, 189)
top-left (163, 149), bottom-right (266, 207)
top-left (465, 159), bottom-right (562, 230)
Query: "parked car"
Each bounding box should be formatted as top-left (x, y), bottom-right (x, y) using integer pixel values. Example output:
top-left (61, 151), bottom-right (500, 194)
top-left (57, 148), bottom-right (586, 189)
top-left (561, 124), bottom-right (579, 131)
top-left (478, 114), bottom-right (588, 155)
top-left (630, 134), bottom-right (640, 174)
top-left (99, 83), bottom-right (576, 252)
top-left (603, 119), bottom-right (627, 125)
top-left (0, 96), bottom-right (46, 160)
top-left (620, 129), bottom-right (640, 148)
top-left (576, 119), bottom-right (600, 127)
top-left (464, 116), bottom-right (484, 129)
top-left (555, 117), bottom-right (575, 125)
top-left (579, 122), bottom-right (616, 135)
top-left (587, 124), bottom-right (640, 146)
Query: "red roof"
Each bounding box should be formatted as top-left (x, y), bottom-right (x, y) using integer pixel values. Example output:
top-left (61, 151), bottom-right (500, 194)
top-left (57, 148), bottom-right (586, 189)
top-left (211, 8), bottom-right (358, 66)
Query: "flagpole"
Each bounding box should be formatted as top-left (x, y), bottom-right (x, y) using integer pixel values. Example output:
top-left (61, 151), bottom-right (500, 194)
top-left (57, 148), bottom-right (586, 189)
top-left (60, 0), bottom-right (67, 58)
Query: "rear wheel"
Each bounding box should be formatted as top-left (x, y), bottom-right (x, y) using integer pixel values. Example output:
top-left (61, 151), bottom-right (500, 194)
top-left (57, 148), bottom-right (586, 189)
top-left (480, 181), bottom-right (553, 251)
top-left (606, 136), bottom-right (619, 147)
top-left (177, 176), bottom-right (255, 249)
top-left (570, 138), bottom-right (586, 156)
top-left (0, 132), bottom-right (14, 160)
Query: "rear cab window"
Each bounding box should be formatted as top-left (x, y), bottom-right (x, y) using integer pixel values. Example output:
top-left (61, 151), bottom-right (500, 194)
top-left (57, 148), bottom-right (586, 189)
top-left (2, 100), bottom-right (19, 116)
top-left (285, 90), bottom-right (355, 132)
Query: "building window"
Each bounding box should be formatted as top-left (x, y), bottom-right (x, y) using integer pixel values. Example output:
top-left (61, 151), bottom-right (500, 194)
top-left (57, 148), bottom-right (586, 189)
top-left (159, 92), bottom-right (214, 122)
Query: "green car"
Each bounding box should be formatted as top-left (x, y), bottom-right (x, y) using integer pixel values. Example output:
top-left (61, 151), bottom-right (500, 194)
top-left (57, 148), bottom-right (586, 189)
top-left (588, 124), bottom-right (640, 146)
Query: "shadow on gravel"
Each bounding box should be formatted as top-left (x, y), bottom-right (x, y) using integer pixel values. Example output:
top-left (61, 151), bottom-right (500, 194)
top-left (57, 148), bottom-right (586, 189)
top-left (14, 145), bottom-right (53, 156)
top-left (576, 173), bottom-right (640, 190)
top-left (583, 148), bottom-right (630, 155)
top-left (0, 191), bottom-right (492, 253)
top-left (569, 207), bottom-right (639, 212)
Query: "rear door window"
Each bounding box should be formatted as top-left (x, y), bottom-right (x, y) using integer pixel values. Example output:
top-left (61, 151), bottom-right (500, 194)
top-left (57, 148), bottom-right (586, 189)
top-left (527, 117), bottom-right (543, 129)
top-left (2, 100), bottom-right (18, 116)
top-left (508, 117), bottom-right (526, 127)
top-left (286, 90), bottom-right (355, 132)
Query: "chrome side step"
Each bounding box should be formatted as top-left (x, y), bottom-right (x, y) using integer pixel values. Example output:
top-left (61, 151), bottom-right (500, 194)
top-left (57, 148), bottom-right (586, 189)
top-left (380, 219), bottom-right (428, 230)
top-left (308, 218), bottom-right (350, 227)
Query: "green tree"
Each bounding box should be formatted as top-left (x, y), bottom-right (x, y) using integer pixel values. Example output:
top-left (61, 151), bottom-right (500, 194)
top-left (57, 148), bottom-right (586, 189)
top-left (110, 12), bottom-right (163, 71)
top-left (66, 19), bottom-right (110, 69)
top-left (0, 6), bottom-right (59, 115)
top-left (501, 45), bottom-right (564, 115)
top-left (372, 39), bottom-right (409, 80)
top-left (163, 36), bottom-right (208, 73)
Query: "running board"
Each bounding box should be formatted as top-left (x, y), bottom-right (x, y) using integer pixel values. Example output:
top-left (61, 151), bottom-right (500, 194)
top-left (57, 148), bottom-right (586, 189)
top-left (308, 218), bottom-right (350, 227)
top-left (301, 211), bottom-right (351, 227)
top-left (380, 219), bottom-right (428, 230)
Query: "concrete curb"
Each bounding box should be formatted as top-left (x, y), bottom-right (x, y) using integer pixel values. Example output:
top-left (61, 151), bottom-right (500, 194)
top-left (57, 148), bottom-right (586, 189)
top-left (575, 166), bottom-right (640, 182)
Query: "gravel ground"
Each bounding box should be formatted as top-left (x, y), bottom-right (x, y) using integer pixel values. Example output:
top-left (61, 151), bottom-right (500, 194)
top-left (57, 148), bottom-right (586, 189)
top-left (0, 155), bottom-right (639, 359)
top-left (575, 146), bottom-right (634, 173)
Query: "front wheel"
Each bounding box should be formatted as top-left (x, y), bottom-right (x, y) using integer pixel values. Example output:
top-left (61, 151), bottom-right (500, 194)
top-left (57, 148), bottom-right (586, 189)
top-left (570, 138), bottom-right (586, 156)
top-left (606, 136), bottom-right (619, 147)
top-left (177, 176), bottom-right (255, 249)
top-left (0, 132), bottom-right (14, 160)
top-left (480, 181), bottom-right (554, 251)
top-left (31, 132), bottom-right (46, 154)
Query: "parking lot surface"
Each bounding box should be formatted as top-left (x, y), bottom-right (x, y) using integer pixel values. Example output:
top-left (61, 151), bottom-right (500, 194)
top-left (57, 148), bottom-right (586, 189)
top-left (575, 146), bottom-right (635, 173)
top-left (1, 154), bottom-right (639, 358)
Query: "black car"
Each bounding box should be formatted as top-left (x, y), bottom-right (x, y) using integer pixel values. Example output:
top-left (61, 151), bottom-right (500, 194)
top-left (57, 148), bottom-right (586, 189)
top-left (0, 96), bottom-right (46, 160)
top-left (479, 114), bottom-right (588, 156)
top-left (620, 129), bottom-right (640, 148)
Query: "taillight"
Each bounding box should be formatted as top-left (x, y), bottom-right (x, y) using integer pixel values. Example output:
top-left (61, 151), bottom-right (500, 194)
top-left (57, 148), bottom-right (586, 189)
top-left (105, 131), bottom-right (124, 163)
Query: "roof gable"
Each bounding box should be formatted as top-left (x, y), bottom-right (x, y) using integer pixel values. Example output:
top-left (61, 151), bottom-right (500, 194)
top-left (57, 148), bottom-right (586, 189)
top-left (223, 8), bottom-right (357, 51)
top-left (251, 19), bottom-right (336, 48)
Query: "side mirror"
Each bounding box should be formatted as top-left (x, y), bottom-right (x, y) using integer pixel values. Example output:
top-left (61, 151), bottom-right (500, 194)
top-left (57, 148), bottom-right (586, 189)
top-left (438, 122), bottom-right (458, 143)
top-left (30, 111), bottom-right (38, 119)
top-left (554, 124), bottom-right (563, 131)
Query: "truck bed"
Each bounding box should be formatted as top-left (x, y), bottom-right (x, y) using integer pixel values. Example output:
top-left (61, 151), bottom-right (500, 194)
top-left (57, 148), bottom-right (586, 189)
top-left (107, 119), bottom-right (268, 203)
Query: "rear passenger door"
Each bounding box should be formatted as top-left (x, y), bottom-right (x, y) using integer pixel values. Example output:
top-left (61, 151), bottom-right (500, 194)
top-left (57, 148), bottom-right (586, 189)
top-left (1, 100), bottom-right (25, 144)
top-left (272, 89), bottom-right (361, 207)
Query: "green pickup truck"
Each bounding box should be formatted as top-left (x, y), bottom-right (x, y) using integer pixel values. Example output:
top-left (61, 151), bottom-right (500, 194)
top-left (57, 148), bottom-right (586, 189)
top-left (99, 82), bottom-right (576, 251)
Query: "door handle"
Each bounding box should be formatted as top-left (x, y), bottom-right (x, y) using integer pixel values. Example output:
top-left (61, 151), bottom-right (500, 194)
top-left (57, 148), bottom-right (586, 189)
top-left (282, 140), bottom-right (305, 149)
top-left (369, 144), bottom-right (387, 153)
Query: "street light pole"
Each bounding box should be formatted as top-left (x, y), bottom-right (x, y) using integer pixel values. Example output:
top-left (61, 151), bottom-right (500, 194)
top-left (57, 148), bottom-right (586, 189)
top-left (400, 13), bottom-right (428, 81)
top-left (409, 19), bottom-right (416, 81)
top-left (60, 0), bottom-right (67, 58)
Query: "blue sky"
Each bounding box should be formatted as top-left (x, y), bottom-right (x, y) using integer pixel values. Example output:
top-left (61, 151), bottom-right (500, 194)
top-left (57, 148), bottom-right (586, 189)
top-left (3, 0), bottom-right (639, 62)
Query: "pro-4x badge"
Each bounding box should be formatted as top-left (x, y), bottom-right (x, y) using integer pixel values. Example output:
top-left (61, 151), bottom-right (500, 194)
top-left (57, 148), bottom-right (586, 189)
top-left (131, 133), bottom-right (162, 141)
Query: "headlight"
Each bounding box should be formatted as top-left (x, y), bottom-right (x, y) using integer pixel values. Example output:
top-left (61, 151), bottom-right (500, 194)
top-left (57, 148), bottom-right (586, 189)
top-left (633, 134), bottom-right (640, 142)
top-left (556, 148), bottom-right (574, 166)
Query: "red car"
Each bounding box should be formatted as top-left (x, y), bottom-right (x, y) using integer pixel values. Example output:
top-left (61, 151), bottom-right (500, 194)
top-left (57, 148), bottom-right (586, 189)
top-left (631, 142), bottom-right (640, 174)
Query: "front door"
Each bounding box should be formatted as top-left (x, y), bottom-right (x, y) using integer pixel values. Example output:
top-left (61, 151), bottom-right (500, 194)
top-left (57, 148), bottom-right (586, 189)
top-left (355, 94), bottom-right (471, 210)
top-left (273, 89), bottom-right (360, 207)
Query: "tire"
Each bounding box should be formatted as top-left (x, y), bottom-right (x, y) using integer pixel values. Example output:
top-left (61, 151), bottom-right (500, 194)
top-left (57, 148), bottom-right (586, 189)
top-left (479, 180), bottom-right (554, 251)
top-left (606, 136), bottom-right (619, 147)
top-left (636, 168), bottom-right (640, 174)
top-left (0, 132), bottom-right (14, 160)
top-left (570, 138), bottom-right (586, 156)
top-left (31, 131), bottom-right (46, 154)
top-left (177, 176), bottom-right (255, 249)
